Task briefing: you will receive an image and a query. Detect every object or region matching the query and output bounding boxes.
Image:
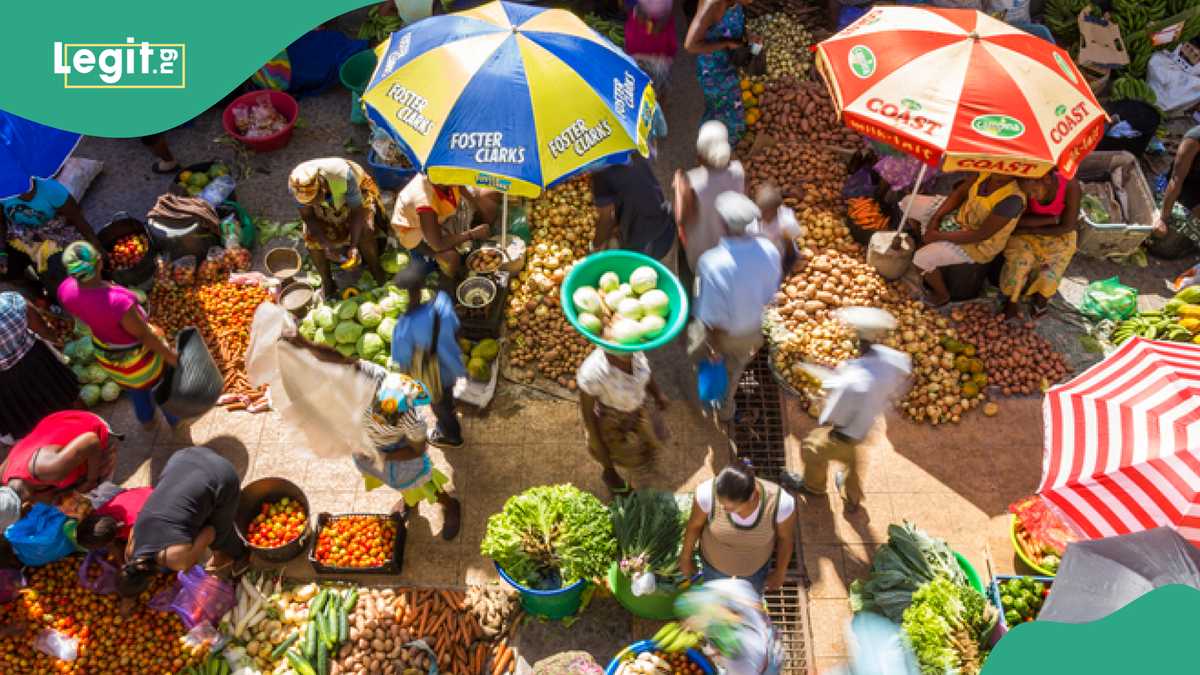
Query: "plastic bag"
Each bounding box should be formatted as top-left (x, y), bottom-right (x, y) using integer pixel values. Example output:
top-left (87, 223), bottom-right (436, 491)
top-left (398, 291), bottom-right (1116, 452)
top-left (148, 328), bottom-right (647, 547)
top-left (631, 570), bottom-right (657, 597)
top-left (172, 255), bottom-right (197, 287)
top-left (984, 0), bottom-right (1030, 22)
top-left (698, 358), bottom-right (728, 406)
top-left (842, 167), bottom-right (878, 199)
top-left (78, 550), bottom-right (119, 595)
top-left (198, 247), bottom-right (227, 284)
top-left (34, 629), bottom-right (78, 661)
top-left (5, 503), bottom-right (77, 567)
top-left (222, 241), bottom-right (252, 273)
top-left (169, 566), bottom-right (236, 630)
top-left (1081, 276), bottom-right (1138, 322)
top-left (154, 327), bottom-right (224, 419)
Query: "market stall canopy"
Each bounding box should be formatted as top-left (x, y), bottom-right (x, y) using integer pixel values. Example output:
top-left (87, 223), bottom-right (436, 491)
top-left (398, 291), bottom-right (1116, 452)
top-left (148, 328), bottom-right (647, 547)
top-left (361, 0), bottom-right (657, 197)
top-left (1040, 338), bottom-right (1200, 546)
top-left (0, 110), bottom-right (80, 199)
top-left (814, 6), bottom-right (1106, 178)
top-left (1038, 528), bottom-right (1200, 624)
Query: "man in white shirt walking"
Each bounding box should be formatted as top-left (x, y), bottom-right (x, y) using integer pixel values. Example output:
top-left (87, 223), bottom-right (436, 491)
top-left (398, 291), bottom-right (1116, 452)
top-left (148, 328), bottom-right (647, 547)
top-left (784, 308), bottom-right (911, 513)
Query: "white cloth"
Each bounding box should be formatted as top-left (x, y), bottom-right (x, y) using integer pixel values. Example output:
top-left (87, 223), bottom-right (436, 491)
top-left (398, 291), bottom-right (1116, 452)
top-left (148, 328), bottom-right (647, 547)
top-left (0, 486), bottom-right (21, 532)
top-left (694, 479), bottom-right (795, 525)
top-left (748, 206), bottom-right (802, 258)
top-left (576, 348), bottom-right (651, 412)
top-left (912, 240), bottom-right (973, 272)
top-left (819, 345), bottom-right (912, 441)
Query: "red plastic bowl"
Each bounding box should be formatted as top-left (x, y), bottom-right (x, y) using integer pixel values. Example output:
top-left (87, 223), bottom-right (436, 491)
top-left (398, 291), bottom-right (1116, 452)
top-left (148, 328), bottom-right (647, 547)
top-left (222, 90), bottom-right (298, 153)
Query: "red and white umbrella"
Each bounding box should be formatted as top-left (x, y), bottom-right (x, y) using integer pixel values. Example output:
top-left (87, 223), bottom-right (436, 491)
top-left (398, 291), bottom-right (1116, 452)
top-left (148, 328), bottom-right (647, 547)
top-left (1041, 338), bottom-right (1200, 547)
top-left (815, 6), bottom-right (1106, 179)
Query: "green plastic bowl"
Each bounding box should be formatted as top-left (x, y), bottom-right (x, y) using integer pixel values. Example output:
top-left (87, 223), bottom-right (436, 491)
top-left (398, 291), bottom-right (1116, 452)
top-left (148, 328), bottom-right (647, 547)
top-left (606, 561), bottom-right (681, 621)
top-left (955, 551), bottom-right (984, 594)
top-left (560, 250), bottom-right (689, 353)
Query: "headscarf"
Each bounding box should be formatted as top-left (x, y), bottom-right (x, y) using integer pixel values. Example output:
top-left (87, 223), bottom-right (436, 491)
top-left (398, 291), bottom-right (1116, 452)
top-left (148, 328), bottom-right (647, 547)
top-left (62, 241), bottom-right (100, 280)
top-left (288, 158), bottom-right (351, 208)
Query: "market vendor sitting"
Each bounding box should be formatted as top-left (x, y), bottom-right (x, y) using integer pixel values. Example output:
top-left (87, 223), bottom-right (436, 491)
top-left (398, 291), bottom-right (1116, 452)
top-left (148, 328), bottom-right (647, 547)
top-left (907, 173), bottom-right (1027, 307)
top-left (288, 158), bottom-right (387, 292)
top-left (999, 169), bottom-right (1081, 319)
top-left (390, 172), bottom-right (500, 279)
top-left (1, 175), bottom-right (102, 302)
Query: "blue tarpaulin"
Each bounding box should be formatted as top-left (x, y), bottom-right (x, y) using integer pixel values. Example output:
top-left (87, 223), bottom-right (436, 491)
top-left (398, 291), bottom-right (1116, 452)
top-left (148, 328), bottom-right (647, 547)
top-left (0, 110), bottom-right (80, 199)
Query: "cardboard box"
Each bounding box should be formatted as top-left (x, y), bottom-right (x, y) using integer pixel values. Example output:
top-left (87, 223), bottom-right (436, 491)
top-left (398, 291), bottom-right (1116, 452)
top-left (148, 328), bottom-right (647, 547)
top-left (1075, 151), bottom-right (1155, 260)
top-left (1078, 10), bottom-right (1129, 69)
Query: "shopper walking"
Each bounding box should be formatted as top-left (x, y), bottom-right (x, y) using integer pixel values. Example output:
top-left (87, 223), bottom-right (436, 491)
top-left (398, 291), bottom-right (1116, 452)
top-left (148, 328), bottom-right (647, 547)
top-left (674, 121), bottom-right (746, 282)
top-left (678, 462), bottom-right (796, 595)
top-left (0, 291), bottom-right (80, 444)
top-left (685, 0), bottom-right (752, 141)
top-left (288, 157), bottom-right (387, 291)
top-left (785, 308), bottom-right (911, 513)
top-left (591, 153), bottom-right (677, 272)
top-left (117, 446), bottom-right (247, 597)
top-left (689, 192), bottom-right (780, 421)
top-left (389, 264), bottom-right (466, 448)
top-left (57, 242), bottom-right (179, 429)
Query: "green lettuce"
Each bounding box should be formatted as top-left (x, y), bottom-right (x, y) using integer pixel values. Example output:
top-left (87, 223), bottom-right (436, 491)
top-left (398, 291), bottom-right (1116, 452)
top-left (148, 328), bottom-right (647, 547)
top-left (901, 576), bottom-right (997, 675)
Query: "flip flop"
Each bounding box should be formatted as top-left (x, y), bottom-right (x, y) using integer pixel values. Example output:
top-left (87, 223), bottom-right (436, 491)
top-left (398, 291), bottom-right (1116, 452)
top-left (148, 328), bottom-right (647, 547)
top-left (151, 161), bottom-right (179, 175)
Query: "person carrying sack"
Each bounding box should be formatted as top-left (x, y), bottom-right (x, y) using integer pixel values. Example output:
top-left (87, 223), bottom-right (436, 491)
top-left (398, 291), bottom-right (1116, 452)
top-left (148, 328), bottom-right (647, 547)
top-left (387, 264), bottom-right (465, 448)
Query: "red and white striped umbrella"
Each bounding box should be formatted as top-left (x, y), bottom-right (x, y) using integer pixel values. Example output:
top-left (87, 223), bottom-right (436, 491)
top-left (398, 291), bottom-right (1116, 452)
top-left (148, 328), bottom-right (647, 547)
top-left (1041, 338), bottom-right (1200, 546)
top-left (815, 5), bottom-right (1106, 179)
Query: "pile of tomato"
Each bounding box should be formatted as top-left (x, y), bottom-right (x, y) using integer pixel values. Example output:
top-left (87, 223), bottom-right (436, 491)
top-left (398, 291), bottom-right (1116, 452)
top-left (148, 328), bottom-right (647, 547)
top-left (246, 497), bottom-right (306, 548)
top-left (108, 234), bottom-right (149, 271)
top-left (314, 516), bottom-right (397, 568)
top-left (0, 555), bottom-right (207, 674)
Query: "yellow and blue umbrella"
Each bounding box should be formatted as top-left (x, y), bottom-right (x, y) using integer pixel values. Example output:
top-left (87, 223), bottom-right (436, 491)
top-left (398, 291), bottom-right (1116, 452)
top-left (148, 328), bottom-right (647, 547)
top-left (361, 0), bottom-right (658, 197)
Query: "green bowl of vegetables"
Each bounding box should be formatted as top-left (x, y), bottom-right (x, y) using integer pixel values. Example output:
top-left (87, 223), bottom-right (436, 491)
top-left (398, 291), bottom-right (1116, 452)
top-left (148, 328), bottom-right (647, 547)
top-left (561, 250), bottom-right (689, 353)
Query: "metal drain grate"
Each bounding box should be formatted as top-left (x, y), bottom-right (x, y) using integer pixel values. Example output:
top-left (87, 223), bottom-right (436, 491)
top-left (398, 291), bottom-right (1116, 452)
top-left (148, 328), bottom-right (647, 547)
top-left (765, 585), bottom-right (809, 675)
top-left (731, 352), bottom-right (788, 480)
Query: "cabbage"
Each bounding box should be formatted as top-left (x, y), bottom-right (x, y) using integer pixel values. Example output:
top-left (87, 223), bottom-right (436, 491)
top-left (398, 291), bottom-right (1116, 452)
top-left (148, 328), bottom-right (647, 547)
top-left (64, 337), bottom-right (94, 363)
top-left (372, 353), bottom-right (390, 367)
top-left (335, 321), bottom-right (364, 344)
top-left (377, 317), bottom-right (397, 344)
top-left (639, 289), bottom-right (670, 318)
top-left (573, 286), bottom-right (603, 315)
top-left (381, 250), bottom-right (409, 274)
top-left (609, 317), bottom-right (645, 345)
top-left (357, 332), bottom-right (384, 359)
top-left (314, 327), bottom-right (337, 347)
top-left (639, 314), bottom-right (666, 339)
top-left (313, 305), bottom-right (336, 330)
top-left (71, 364), bottom-right (89, 383)
top-left (630, 266), bottom-right (658, 295)
top-left (299, 318), bottom-right (317, 341)
top-left (378, 294), bottom-right (401, 318)
top-left (578, 312), bottom-right (603, 334)
top-left (100, 381), bottom-right (121, 402)
top-left (357, 302), bottom-right (383, 328)
top-left (336, 299), bottom-right (359, 321)
top-left (335, 343), bottom-right (357, 358)
top-left (617, 297), bottom-right (644, 320)
top-left (598, 271), bottom-right (620, 293)
top-left (604, 288), bottom-right (630, 312)
top-left (80, 384), bottom-right (101, 407)
top-left (84, 365), bottom-right (108, 385)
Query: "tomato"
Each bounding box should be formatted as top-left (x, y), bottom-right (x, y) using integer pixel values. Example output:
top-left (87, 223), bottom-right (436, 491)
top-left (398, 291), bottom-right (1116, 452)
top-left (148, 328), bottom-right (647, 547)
top-left (246, 498), bottom-right (306, 549)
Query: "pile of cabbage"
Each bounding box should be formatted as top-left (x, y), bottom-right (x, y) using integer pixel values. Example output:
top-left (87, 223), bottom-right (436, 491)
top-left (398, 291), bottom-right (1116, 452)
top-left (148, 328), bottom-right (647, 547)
top-left (63, 326), bottom-right (122, 407)
top-left (298, 283), bottom-right (411, 366)
top-left (571, 265), bottom-right (671, 346)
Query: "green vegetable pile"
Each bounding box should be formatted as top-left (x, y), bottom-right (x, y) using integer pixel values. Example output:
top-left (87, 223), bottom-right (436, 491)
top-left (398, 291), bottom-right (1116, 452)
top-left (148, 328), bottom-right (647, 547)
top-left (610, 490), bottom-right (691, 588)
top-left (63, 324), bottom-right (121, 407)
top-left (849, 521), bottom-right (967, 622)
top-left (901, 576), bottom-right (997, 675)
top-left (481, 484), bottom-right (617, 589)
top-left (297, 258), bottom-right (421, 364)
top-left (998, 577), bottom-right (1049, 627)
top-left (583, 14), bottom-right (624, 48)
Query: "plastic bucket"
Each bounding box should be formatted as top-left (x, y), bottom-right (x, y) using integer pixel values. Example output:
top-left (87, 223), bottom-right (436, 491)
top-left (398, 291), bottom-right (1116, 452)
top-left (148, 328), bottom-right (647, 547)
top-left (494, 562), bottom-right (587, 620)
top-left (606, 562), bottom-right (681, 621)
top-left (221, 90), bottom-right (298, 152)
top-left (97, 213), bottom-right (156, 288)
top-left (605, 640), bottom-right (716, 675)
top-left (366, 149), bottom-right (417, 191)
top-left (340, 50), bottom-right (377, 125)
top-left (1009, 515), bottom-right (1057, 577)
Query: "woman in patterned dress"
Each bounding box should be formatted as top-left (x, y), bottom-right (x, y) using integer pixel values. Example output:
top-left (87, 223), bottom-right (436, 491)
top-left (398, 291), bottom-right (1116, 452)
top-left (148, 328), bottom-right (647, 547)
top-left (686, 0), bottom-right (754, 142)
top-left (999, 170), bottom-right (1080, 318)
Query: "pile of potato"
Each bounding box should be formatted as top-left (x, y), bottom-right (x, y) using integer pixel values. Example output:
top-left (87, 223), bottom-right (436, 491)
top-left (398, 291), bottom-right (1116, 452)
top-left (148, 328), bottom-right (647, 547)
top-left (795, 207), bottom-right (860, 255)
top-left (950, 303), bottom-right (1072, 396)
top-left (505, 179), bottom-right (597, 389)
top-left (747, 13), bottom-right (813, 80)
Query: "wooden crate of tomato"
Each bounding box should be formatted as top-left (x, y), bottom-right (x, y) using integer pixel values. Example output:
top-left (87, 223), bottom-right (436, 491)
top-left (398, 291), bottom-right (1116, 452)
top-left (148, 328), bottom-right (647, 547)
top-left (310, 513), bottom-right (405, 575)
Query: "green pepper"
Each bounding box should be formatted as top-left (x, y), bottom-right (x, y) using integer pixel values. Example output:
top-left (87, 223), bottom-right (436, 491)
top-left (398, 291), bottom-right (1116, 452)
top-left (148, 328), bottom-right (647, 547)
top-left (1005, 610), bottom-right (1020, 626)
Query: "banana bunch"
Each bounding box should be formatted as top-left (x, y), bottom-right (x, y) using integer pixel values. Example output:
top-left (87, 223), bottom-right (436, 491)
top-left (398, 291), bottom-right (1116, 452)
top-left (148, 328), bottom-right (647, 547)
top-left (583, 14), bottom-right (625, 48)
top-left (1045, 0), bottom-right (1092, 46)
top-left (1112, 311), bottom-right (1192, 344)
top-left (1167, 0), bottom-right (1196, 15)
top-left (1124, 33), bottom-right (1153, 78)
top-left (1114, 0), bottom-right (1168, 36)
top-left (651, 622), bottom-right (703, 653)
top-left (1111, 75), bottom-right (1158, 106)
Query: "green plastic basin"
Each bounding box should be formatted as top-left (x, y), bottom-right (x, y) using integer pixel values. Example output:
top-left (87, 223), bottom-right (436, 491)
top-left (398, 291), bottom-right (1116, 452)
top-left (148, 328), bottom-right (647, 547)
top-left (606, 562), bottom-right (682, 621)
top-left (955, 551), bottom-right (984, 594)
top-left (495, 562), bottom-right (587, 620)
top-left (560, 250), bottom-right (689, 353)
top-left (339, 50), bottom-right (377, 124)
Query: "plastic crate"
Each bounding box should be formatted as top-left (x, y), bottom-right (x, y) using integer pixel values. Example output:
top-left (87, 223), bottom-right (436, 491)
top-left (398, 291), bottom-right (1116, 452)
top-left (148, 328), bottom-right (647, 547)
top-left (988, 574), bottom-right (1054, 637)
top-left (1075, 151), bottom-right (1156, 260)
top-left (308, 512), bottom-right (406, 575)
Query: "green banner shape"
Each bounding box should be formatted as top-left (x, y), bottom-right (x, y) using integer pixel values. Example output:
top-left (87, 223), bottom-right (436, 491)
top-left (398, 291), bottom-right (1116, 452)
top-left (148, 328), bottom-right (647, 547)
top-left (0, 0), bottom-right (376, 136)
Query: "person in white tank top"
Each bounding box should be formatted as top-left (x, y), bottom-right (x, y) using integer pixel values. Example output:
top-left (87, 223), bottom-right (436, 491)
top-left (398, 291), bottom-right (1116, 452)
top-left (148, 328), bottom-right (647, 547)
top-left (673, 121), bottom-right (746, 276)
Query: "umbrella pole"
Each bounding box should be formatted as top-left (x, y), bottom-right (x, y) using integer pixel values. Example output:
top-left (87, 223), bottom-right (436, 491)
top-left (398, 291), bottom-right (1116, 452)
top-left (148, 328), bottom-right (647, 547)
top-left (895, 162), bottom-right (928, 239)
top-left (501, 193), bottom-right (508, 249)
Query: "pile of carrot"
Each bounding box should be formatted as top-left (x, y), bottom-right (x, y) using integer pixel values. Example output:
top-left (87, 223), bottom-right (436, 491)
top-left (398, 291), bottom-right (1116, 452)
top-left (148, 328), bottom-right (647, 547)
top-left (847, 197), bottom-right (890, 231)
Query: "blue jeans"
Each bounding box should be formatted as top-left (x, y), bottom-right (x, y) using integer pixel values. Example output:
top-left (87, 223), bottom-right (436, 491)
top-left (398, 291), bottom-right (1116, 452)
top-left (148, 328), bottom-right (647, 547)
top-left (125, 388), bottom-right (179, 426)
top-left (702, 559), bottom-right (771, 595)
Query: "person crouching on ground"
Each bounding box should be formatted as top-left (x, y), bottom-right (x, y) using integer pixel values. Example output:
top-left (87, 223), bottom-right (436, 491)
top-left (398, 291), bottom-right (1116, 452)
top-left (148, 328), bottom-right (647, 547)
top-left (999, 169), bottom-right (1081, 318)
top-left (576, 346), bottom-right (670, 496)
top-left (76, 484), bottom-right (152, 563)
top-left (785, 308), bottom-right (911, 514)
top-left (0, 410), bottom-right (117, 503)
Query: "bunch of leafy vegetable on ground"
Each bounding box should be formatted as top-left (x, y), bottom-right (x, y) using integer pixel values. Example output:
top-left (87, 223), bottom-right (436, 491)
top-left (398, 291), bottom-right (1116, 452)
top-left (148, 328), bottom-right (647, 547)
top-left (901, 576), bottom-right (997, 675)
top-left (481, 484), bottom-right (616, 590)
top-left (850, 521), bottom-right (967, 622)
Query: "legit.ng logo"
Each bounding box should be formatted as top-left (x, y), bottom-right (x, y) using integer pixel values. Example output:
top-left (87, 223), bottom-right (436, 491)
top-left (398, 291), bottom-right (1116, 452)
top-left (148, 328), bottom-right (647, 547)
top-left (53, 38), bottom-right (185, 88)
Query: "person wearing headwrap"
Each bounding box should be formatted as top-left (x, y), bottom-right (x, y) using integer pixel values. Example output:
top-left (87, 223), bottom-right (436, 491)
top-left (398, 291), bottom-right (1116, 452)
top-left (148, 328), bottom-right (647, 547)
top-left (782, 308), bottom-right (911, 514)
top-left (0, 291), bottom-right (81, 444)
top-left (674, 121), bottom-right (746, 290)
top-left (57, 241), bottom-right (180, 429)
top-left (390, 172), bottom-right (499, 279)
top-left (288, 157), bottom-right (386, 292)
top-left (1, 175), bottom-right (101, 302)
top-left (688, 191), bottom-right (781, 421)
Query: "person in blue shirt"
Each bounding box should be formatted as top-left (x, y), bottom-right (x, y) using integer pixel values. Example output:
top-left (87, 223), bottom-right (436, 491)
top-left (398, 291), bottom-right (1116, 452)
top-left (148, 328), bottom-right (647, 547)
top-left (1, 177), bottom-right (100, 301)
top-left (390, 264), bottom-right (466, 448)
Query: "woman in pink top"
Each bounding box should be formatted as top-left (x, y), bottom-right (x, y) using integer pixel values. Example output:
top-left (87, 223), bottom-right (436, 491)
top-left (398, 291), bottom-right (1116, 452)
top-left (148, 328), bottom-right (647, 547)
top-left (999, 170), bottom-right (1081, 318)
top-left (57, 242), bottom-right (179, 427)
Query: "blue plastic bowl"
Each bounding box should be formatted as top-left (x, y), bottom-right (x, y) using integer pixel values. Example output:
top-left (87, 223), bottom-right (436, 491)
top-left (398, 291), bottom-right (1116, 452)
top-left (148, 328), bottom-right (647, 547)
top-left (494, 562), bottom-right (588, 620)
top-left (605, 639), bottom-right (715, 675)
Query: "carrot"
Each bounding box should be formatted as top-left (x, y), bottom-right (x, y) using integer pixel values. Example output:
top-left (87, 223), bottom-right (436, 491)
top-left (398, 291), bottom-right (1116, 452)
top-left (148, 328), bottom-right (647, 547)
top-left (440, 590), bottom-right (458, 609)
top-left (475, 642), bottom-right (487, 673)
top-left (491, 643), bottom-right (513, 675)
